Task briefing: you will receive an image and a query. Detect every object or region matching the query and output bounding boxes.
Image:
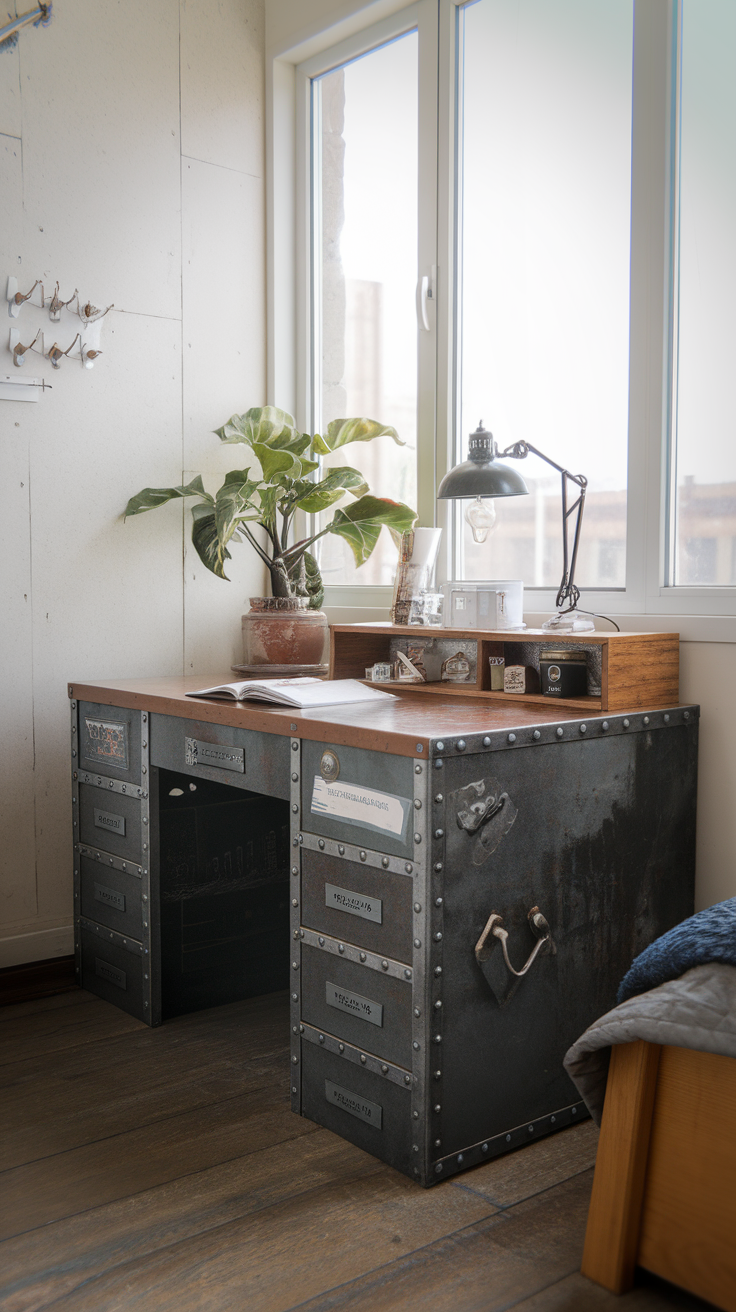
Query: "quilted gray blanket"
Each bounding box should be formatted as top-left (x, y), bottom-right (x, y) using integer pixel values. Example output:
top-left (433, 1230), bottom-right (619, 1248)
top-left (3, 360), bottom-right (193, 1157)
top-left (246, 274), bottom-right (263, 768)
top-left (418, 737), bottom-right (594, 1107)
top-left (563, 962), bottom-right (736, 1124)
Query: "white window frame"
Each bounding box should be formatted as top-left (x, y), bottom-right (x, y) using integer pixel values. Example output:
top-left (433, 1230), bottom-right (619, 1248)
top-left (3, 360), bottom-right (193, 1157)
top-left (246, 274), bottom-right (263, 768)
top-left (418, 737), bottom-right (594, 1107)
top-left (266, 0), bottom-right (736, 640)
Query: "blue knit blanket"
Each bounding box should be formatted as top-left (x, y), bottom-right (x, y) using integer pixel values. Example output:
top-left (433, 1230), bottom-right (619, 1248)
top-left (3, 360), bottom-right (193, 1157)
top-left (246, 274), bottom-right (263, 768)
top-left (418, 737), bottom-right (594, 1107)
top-left (617, 898), bottom-right (736, 1003)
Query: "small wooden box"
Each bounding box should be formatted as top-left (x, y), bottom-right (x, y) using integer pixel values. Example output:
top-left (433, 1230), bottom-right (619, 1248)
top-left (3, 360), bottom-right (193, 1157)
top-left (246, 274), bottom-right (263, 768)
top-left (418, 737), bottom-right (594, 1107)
top-left (330, 625), bottom-right (680, 713)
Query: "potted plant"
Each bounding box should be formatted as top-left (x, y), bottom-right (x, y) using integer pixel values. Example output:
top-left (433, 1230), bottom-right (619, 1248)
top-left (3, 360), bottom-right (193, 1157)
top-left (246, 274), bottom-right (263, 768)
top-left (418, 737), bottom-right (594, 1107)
top-left (125, 406), bottom-right (417, 668)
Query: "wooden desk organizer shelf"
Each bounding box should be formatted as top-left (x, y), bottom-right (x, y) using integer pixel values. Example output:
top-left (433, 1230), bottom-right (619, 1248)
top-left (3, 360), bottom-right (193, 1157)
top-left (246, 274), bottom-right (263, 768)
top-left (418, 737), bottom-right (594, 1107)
top-left (329, 625), bottom-right (680, 713)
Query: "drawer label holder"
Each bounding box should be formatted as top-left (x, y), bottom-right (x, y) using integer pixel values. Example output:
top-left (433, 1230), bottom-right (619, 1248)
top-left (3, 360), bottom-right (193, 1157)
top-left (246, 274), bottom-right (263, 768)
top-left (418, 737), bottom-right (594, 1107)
top-left (325, 882), bottom-right (382, 924)
top-left (93, 808), bottom-right (126, 836)
top-left (94, 882), bottom-right (126, 913)
top-left (310, 776), bottom-right (410, 839)
top-left (325, 1080), bottom-right (382, 1129)
top-left (94, 957), bottom-right (127, 990)
top-left (185, 737), bottom-right (245, 773)
top-left (326, 980), bottom-right (384, 1027)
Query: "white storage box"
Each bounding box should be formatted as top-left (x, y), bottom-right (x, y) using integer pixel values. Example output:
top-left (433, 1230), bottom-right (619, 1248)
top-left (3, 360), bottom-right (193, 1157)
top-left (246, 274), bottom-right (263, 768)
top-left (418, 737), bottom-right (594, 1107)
top-left (441, 581), bottom-right (524, 630)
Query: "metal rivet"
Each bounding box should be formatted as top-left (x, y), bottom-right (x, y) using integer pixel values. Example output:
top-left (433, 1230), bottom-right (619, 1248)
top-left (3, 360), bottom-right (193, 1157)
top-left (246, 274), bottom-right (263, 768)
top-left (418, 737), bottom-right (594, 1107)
top-left (381, 1064), bottom-right (388, 1074)
top-left (339, 845), bottom-right (345, 855)
top-left (434, 1000), bottom-right (442, 1010)
top-left (507, 733), bottom-right (516, 744)
top-left (533, 730), bottom-right (541, 740)
top-left (684, 711), bottom-right (690, 720)
top-left (291, 993), bottom-right (298, 1001)
top-left (572, 1106), bottom-right (577, 1114)
top-left (291, 866), bottom-right (299, 876)
top-left (414, 833), bottom-right (422, 844)
top-left (457, 1154), bottom-right (464, 1164)
top-left (404, 968), bottom-right (412, 979)
top-left (435, 1164), bottom-right (443, 1174)
top-left (338, 943), bottom-right (344, 954)
top-left (579, 724), bottom-right (587, 734)
top-left (142, 714), bottom-right (147, 723)
top-left (643, 716), bottom-right (650, 725)
top-left (506, 1134), bottom-right (511, 1142)
top-left (71, 749), bottom-right (77, 757)
top-left (556, 727), bottom-right (564, 737)
top-left (72, 796), bottom-right (77, 804)
top-left (414, 903), bottom-right (421, 913)
top-left (602, 721), bottom-right (609, 731)
top-left (292, 961), bottom-right (299, 970)
top-left (291, 723), bottom-right (297, 732)
top-left (623, 718), bottom-right (630, 728)
top-left (434, 1070), bottom-right (441, 1079)
top-left (482, 736), bottom-right (491, 747)
top-left (551, 1115), bottom-right (556, 1123)
top-left (414, 1007), bottom-right (421, 1017)
top-left (298, 834), bottom-right (303, 843)
top-left (414, 764), bottom-right (422, 774)
top-left (413, 1110), bottom-right (419, 1119)
top-left (318, 839), bottom-right (325, 850)
top-left (434, 932), bottom-right (442, 942)
top-left (664, 713), bottom-right (670, 723)
top-left (456, 739), bottom-right (466, 751)
top-left (528, 1125), bottom-right (534, 1133)
top-left (413, 1041), bottom-right (420, 1051)
top-left (434, 793), bottom-right (443, 804)
top-left (405, 863), bottom-right (413, 874)
top-left (71, 700), bottom-right (77, 709)
top-left (339, 1043), bottom-right (344, 1052)
top-left (414, 938), bottom-right (421, 949)
top-left (360, 850), bottom-right (367, 861)
top-left (293, 930), bottom-right (299, 940)
top-left (435, 1138), bottom-right (442, 1148)
top-left (435, 759), bottom-right (443, 769)
top-left (414, 798), bottom-right (422, 810)
top-left (434, 1104), bottom-right (441, 1114)
top-left (482, 1143), bottom-right (488, 1152)
top-left (292, 1086), bottom-right (297, 1095)
top-left (291, 741), bottom-right (299, 751)
top-left (435, 740), bottom-right (445, 752)
top-left (318, 1033), bottom-right (324, 1044)
top-left (291, 772), bottom-right (299, 782)
top-left (382, 857), bottom-right (389, 868)
top-left (434, 966), bottom-right (442, 976)
top-left (318, 936), bottom-right (324, 946)
top-left (404, 1074), bottom-right (411, 1085)
top-left (434, 828), bottom-right (444, 839)
top-left (292, 803), bottom-right (299, 813)
top-left (360, 952), bottom-right (367, 962)
top-left (292, 1025), bottom-right (298, 1034)
top-left (435, 897), bottom-right (443, 907)
top-left (434, 862), bottom-right (443, 872)
top-left (413, 1144), bottom-right (419, 1153)
top-left (381, 959), bottom-right (389, 970)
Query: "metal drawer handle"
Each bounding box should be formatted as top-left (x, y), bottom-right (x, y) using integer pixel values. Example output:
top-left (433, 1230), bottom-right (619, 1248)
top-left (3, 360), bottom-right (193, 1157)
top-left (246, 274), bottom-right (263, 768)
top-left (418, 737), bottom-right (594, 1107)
top-left (457, 791), bottom-right (508, 834)
top-left (475, 906), bottom-right (555, 979)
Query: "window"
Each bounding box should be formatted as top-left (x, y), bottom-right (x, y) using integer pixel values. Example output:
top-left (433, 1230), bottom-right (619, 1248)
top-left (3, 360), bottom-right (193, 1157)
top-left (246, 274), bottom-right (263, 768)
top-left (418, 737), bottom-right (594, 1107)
top-left (271, 0), bottom-right (736, 627)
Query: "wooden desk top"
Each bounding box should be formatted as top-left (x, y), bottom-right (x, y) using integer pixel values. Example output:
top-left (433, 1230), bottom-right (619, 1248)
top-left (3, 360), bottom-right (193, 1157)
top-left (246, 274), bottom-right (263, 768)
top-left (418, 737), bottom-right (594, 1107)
top-left (68, 674), bottom-right (682, 758)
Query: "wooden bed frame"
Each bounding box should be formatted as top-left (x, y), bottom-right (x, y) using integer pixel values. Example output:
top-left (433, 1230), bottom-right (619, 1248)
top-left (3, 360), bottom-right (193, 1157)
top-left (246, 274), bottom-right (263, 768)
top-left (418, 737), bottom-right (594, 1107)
top-left (582, 1040), bottom-right (736, 1311)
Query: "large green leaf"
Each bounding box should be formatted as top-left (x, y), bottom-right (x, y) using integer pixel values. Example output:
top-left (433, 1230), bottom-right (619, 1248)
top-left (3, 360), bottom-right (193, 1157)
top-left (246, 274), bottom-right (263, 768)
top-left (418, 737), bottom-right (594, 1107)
top-left (124, 476), bottom-right (211, 519)
top-left (324, 417), bottom-right (404, 451)
top-left (214, 406), bottom-right (300, 450)
top-left (214, 479), bottom-right (259, 562)
top-left (328, 495), bottom-right (417, 567)
top-left (252, 442), bottom-right (300, 483)
top-left (190, 504), bottom-right (230, 579)
top-left (294, 466), bottom-right (370, 514)
top-left (287, 549), bottom-right (324, 610)
top-left (296, 486), bottom-right (350, 514)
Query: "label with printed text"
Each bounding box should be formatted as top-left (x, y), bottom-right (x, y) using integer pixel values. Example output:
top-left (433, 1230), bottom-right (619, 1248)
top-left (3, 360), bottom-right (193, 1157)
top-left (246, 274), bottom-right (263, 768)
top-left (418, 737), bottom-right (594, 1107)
top-left (310, 776), bottom-right (410, 838)
top-left (325, 1080), bottom-right (382, 1128)
top-left (326, 981), bottom-right (384, 1027)
top-left (325, 883), bottom-right (382, 923)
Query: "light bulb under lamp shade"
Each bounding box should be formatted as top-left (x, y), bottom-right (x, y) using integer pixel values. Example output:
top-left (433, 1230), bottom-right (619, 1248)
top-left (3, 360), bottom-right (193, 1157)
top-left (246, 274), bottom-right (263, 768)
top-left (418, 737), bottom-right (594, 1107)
top-left (464, 497), bottom-right (496, 543)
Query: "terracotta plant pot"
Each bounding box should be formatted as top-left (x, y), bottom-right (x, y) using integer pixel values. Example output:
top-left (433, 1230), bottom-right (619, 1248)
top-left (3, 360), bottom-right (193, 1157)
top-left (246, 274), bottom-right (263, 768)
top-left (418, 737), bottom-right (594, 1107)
top-left (241, 597), bottom-right (329, 669)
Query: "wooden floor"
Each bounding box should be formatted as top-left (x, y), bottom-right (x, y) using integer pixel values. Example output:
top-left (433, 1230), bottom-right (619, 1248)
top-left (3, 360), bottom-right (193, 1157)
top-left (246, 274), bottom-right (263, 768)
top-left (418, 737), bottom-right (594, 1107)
top-left (0, 989), bottom-right (716, 1312)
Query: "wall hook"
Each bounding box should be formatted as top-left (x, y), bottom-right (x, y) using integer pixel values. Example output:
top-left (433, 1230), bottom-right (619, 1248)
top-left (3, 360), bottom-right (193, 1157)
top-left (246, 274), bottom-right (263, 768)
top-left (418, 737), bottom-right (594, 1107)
top-left (82, 346), bottom-right (102, 369)
top-left (47, 282), bottom-right (76, 321)
top-left (79, 300), bottom-right (113, 325)
top-left (47, 341), bottom-right (64, 369)
top-left (11, 329), bottom-right (40, 367)
top-left (7, 277), bottom-right (42, 318)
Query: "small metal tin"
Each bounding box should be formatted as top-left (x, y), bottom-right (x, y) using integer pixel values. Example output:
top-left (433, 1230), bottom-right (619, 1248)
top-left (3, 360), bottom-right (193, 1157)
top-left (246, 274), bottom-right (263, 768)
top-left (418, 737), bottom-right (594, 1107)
top-left (540, 648), bottom-right (588, 699)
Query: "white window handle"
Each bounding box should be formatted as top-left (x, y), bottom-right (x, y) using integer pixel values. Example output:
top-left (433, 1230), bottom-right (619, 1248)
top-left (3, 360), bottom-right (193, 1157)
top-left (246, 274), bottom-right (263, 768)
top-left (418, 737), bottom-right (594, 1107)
top-left (416, 266), bottom-right (436, 332)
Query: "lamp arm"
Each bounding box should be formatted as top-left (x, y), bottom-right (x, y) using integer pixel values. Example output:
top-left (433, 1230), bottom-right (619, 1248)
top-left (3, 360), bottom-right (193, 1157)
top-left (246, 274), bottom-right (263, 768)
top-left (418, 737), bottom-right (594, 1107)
top-left (499, 440), bottom-right (588, 615)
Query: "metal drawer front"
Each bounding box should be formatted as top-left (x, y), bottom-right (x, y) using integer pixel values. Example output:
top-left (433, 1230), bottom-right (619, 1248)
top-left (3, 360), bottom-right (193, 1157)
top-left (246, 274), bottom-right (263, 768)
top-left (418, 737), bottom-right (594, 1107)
top-left (79, 926), bottom-right (145, 1021)
top-left (78, 701), bottom-right (141, 785)
top-left (78, 783), bottom-right (142, 862)
top-left (79, 855), bottom-right (143, 938)
top-left (300, 943), bottom-right (412, 1068)
top-left (301, 849), bottom-right (413, 963)
top-left (301, 1043), bottom-right (413, 1177)
top-left (301, 740), bottom-right (415, 858)
top-left (150, 715), bottom-right (290, 800)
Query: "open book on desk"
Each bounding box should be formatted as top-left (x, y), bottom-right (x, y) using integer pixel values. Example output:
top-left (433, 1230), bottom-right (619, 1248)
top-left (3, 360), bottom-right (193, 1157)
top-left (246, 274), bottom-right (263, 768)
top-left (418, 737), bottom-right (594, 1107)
top-left (185, 677), bottom-right (396, 709)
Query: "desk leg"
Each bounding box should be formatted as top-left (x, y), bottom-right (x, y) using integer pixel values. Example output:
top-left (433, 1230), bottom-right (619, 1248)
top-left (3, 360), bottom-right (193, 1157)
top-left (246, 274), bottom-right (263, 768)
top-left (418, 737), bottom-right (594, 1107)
top-left (581, 1038), bottom-right (661, 1293)
top-left (289, 736), bottom-right (302, 1115)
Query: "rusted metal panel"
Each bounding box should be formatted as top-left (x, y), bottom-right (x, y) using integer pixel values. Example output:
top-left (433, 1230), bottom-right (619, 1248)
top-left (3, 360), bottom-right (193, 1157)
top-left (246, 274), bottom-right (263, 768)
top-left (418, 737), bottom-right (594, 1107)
top-left (150, 713), bottom-right (291, 800)
top-left (300, 1042), bottom-right (413, 1178)
top-left (300, 942), bottom-right (413, 1069)
top-left (300, 739), bottom-right (415, 858)
top-left (79, 923), bottom-right (146, 1022)
top-left (300, 849), bottom-right (414, 964)
top-left (78, 781), bottom-right (143, 863)
top-left (79, 854), bottom-right (143, 939)
top-left (78, 701), bottom-right (142, 786)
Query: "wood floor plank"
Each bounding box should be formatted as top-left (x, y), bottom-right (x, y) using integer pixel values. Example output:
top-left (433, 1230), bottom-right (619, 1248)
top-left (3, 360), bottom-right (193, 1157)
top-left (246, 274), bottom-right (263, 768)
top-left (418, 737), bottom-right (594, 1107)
top-left (9, 1164), bottom-right (498, 1312)
top-left (0, 990), bottom-right (92, 1024)
top-left (0, 1130), bottom-right (383, 1312)
top-left (0, 1079), bottom-right (314, 1239)
top-left (511, 1271), bottom-right (714, 1310)
top-left (0, 1000), bottom-right (291, 1170)
top-left (451, 1121), bottom-right (599, 1208)
top-left (0, 998), bottom-right (145, 1067)
top-left (291, 1171), bottom-right (594, 1312)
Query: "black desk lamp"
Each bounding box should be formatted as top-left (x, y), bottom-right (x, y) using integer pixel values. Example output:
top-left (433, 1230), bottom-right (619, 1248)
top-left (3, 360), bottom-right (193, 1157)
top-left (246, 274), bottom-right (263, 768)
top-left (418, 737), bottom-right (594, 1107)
top-left (437, 422), bottom-right (594, 633)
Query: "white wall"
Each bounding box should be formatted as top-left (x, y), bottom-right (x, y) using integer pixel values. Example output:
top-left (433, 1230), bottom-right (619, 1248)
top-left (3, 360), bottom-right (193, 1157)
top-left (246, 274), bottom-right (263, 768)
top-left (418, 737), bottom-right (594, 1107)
top-left (0, 0), bottom-right (267, 968)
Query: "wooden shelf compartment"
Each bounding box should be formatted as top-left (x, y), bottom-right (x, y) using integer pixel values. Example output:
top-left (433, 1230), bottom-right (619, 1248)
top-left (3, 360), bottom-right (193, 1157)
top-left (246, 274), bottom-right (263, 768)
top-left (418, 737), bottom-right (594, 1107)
top-left (330, 624), bottom-right (680, 714)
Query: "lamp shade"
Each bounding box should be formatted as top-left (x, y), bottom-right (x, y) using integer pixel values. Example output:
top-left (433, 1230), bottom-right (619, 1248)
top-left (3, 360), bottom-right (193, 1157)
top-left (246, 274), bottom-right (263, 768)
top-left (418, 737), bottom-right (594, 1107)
top-left (437, 423), bottom-right (529, 500)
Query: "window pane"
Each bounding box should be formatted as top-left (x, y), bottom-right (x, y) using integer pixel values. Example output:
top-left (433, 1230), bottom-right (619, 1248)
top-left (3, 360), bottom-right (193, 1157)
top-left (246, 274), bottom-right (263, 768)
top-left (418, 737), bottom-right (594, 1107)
top-left (313, 34), bottom-right (418, 587)
top-left (457, 0), bottom-right (633, 589)
top-left (674, 0), bottom-right (736, 585)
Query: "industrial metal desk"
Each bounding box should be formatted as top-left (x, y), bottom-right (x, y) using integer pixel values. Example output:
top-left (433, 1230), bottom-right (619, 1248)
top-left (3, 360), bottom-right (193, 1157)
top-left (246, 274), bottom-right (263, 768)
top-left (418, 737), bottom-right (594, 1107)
top-left (68, 673), bottom-right (698, 1187)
